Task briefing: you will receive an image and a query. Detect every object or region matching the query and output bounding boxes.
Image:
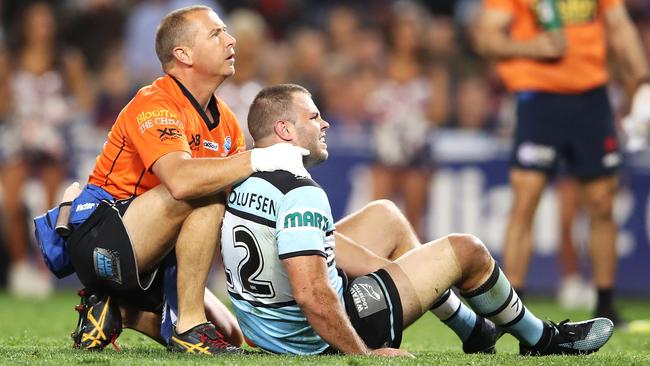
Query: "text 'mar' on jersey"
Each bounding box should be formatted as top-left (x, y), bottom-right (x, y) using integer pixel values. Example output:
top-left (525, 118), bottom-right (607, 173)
top-left (221, 171), bottom-right (342, 354)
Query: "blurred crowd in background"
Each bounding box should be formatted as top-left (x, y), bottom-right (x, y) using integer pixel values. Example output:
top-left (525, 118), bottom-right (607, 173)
top-left (0, 0), bottom-right (649, 299)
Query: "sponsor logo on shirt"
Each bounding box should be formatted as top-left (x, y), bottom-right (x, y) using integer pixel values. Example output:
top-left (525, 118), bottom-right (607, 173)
top-left (282, 210), bottom-right (330, 231)
top-left (203, 140), bottom-right (219, 151)
top-left (136, 109), bottom-right (183, 134)
top-left (236, 136), bottom-right (245, 152)
top-left (556, 0), bottom-right (597, 25)
top-left (224, 136), bottom-right (232, 153)
top-left (136, 109), bottom-right (177, 124)
top-left (189, 134), bottom-right (201, 151)
top-left (158, 127), bottom-right (182, 141)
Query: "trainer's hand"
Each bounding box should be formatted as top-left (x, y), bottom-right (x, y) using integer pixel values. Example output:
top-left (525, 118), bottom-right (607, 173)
top-left (370, 348), bottom-right (414, 358)
top-left (250, 143), bottom-right (311, 177)
top-left (61, 182), bottom-right (82, 202)
top-left (623, 84), bottom-right (650, 152)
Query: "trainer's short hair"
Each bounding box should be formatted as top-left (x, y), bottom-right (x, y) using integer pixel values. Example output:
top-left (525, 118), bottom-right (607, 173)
top-left (155, 5), bottom-right (211, 71)
top-left (248, 84), bottom-right (310, 142)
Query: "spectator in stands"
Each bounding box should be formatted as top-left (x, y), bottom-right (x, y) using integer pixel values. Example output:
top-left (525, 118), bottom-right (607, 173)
top-left (0, 1), bottom-right (94, 297)
top-left (366, 1), bottom-right (443, 237)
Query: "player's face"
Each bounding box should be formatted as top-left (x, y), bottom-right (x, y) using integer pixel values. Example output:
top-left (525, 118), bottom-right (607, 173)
top-left (188, 10), bottom-right (236, 78)
top-left (292, 92), bottom-right (329, 168)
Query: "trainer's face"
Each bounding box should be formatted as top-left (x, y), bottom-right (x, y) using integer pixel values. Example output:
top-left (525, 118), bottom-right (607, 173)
top-left (187, 10), bottom-right (236, 78)
top-left (292, 92), bottom-right (329, 168)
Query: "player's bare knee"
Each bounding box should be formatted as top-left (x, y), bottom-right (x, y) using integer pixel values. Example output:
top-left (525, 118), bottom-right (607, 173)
top-left (585, 196), bottom-right (614, 221)
top-left (448, 233), bottom-right (492, 274)
top-left (370, 200), bottom-right (411, 229)
top-left (366, 199), bottom-right (399, 217)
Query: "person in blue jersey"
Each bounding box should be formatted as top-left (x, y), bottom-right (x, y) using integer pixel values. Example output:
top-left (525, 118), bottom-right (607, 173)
top-left (220, 84), bottom-right (616, 357)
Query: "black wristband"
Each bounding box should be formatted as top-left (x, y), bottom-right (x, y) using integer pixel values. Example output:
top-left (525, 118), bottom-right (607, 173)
top-left (59, 201), bottom-right (73, 208)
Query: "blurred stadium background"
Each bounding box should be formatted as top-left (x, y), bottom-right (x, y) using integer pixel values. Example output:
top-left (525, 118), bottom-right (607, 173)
top-left (0, 0), bottom-right (648, 306)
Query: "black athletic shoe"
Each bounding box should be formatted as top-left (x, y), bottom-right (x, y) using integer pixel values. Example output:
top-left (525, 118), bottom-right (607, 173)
top-left (463, 317), bottom-right (503, 354)
top-left (168, 322), bottom-right (243, 355)
top-left (519, 318), bottom-right (614, 356)
top-left (71, 289), bottom-right (122, 351)
top-left (596, 308), bottom-right (628, 330)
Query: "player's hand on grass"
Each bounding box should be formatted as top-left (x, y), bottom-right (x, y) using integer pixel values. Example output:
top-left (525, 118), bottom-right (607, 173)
top-left (370, 347), bottom-right (414, 358)
top-left (623, 84), bottom-right (650, 152)
top-left (251, 143), bottom-right (311, 178)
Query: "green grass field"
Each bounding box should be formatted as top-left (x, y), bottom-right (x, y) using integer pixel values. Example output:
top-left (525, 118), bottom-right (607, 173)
top-left (1, 291), bottom-right (649, 365)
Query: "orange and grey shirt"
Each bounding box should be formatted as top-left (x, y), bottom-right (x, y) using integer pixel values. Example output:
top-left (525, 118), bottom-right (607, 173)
top-left (88, 74), bottom-right (246, 199)
top-left (484, 0), bottom-right (622, 93)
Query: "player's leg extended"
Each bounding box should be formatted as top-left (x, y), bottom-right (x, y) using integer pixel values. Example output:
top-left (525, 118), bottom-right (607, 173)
top-left (335, 199), bottom-right (420, 260)
top-left (385, 234), bottom-right (613, 355)
top-left (503, 168), bottom-right (547, 293)
top-left (579, 175), bottom-right (620, 320)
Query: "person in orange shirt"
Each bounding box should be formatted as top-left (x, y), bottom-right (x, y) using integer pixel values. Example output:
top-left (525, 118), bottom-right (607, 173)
top-left (43, 5), bottom-right (310, 355)
top-left (475, 0), bottom-right (649, 327)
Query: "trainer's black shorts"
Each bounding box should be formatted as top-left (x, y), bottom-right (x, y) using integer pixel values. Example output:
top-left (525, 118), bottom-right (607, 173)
top-left (511, 85), bottom-right (621, 180)
top-left (343, 268), bottom-right (403, 349)
top-left (66, 199), bottom-right (163, 312)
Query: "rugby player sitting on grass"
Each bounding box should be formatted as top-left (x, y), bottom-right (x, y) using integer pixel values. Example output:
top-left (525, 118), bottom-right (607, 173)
top-left (219, 83), bottom-right (615, 356)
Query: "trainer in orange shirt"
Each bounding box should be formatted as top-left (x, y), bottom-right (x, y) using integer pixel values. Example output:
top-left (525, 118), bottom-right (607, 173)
top-left (475, 0), bottom-right (649, 326)
top-left (61, 5), bottom-right (310, 355)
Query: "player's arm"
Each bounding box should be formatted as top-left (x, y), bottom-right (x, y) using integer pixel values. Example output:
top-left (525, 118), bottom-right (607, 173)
top-left (473, 7), bottom-right (565, 60)
top-left (283, 254), bottom-right (370, 355)
top-left (604, 4), bottom-right (649, 93)
top-left (284, 255), bottom-right (409, 357)
top-left (334, 232), bottom-right (391, 278)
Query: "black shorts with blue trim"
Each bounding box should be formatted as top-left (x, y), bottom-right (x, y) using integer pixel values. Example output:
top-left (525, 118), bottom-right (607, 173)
top-left (343, 268), bottom-right (403, 349)
top-left (511, 85), bottom-right (621, 180)
top-left (66, 198), bottom-right (164, 312)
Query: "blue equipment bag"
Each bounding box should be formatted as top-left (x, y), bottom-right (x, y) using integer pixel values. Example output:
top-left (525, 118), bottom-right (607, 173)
top-left (34, 206), bottom-right (74, 278)
top-left (34, 184), bottom-right (116, 279)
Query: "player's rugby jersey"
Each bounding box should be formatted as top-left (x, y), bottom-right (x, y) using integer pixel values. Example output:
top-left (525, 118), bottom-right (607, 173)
top-left (485, 0), bottom-right (621, 93)
top-left (221, 171), bottom-right (342, 355)
top-left (88, 74), bottom-right (246, 199)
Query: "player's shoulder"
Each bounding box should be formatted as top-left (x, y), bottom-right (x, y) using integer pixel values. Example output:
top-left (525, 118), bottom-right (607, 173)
top-left (251, 171), bottom-right (321, 195)
top-left (127, 76), bottom-right (185, 113)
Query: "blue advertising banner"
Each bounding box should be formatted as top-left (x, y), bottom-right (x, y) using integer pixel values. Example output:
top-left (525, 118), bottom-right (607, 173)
top-left (311, 131), bottom-right (650, 295)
